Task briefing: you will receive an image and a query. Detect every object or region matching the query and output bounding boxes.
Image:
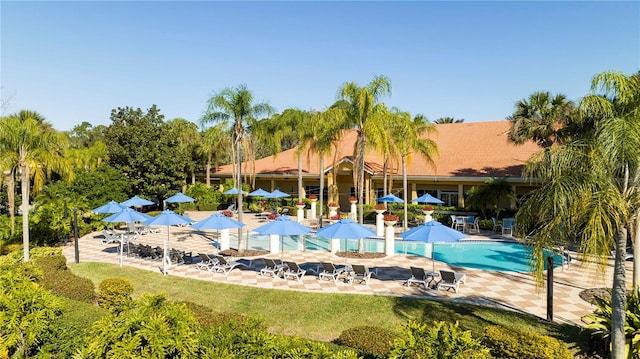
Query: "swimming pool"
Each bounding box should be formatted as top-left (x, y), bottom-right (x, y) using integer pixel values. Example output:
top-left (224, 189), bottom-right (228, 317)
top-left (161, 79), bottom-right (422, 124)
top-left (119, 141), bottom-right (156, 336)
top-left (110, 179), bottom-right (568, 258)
top-left (239, 234), bottom-right (560, 273)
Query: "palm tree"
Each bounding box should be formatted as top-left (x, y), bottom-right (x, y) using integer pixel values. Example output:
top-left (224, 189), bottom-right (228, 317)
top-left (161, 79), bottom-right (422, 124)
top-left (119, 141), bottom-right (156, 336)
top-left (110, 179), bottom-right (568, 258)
top-left (388, 110), bottom-right (438, 229)
top-left (307, 108), bottom-right (346, 227)
top-left (0, 110), bottom-right (72, 262)
top-left (260, 108), bottom-right (314, 200)
top-left (199, 124), bottom-right (229, 188)
top-left (434, 117), bottom-right (464, 124)
top-left (202, 85), bottom-right (274, 251)
top-left (516, 72), bottom-right (639, 359)
top-left (335, 75), bottom-right (392, 224)
top-left (507, 91), bottom-right (576, 148)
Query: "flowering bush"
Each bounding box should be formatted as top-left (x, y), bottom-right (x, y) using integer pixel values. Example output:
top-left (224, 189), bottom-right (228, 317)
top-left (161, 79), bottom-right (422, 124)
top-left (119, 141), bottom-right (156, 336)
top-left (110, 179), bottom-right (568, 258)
top-left (330, 214), bottom-right (341, 220)
top-left (374, 203), bottom-right (387, 210)
top-left (383, 214), bottom-right (399, 222)
top-left (328, 202), bottom-right (338, 208)
top-left (308, 194), bottom-right (317, 200)
top-left (349, 196), bottom-right (357, 202)
top-left (222, 210), bottom-right (233, 217)
top-left (268, 213), bottom-right (278, 220)
top-left (296, 201), bottom-right (305, 206)
top-left (423, 205), bottom-right (434, 211)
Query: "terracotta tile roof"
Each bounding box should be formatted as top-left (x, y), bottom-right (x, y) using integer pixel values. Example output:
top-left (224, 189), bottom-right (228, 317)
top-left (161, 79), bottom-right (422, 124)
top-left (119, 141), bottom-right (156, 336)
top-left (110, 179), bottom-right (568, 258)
top-left (216, 120), bottom-right (540, 179)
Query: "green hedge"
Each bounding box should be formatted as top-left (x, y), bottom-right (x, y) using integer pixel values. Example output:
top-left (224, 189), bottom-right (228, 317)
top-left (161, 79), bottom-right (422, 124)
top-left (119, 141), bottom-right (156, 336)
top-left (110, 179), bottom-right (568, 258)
top-left (336, 325), bottom-right (398, 358)
top-left (34, 253), bottom-right (95, 304)
top-left (483, 325), bottom-right (572, 359)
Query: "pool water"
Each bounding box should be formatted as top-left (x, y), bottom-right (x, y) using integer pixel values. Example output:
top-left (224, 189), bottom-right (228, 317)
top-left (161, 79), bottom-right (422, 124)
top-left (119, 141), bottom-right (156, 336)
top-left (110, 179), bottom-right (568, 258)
top-left (241, 234), bottom-right (561, 273)
top-left (434, 242), bottom-right (560, 272)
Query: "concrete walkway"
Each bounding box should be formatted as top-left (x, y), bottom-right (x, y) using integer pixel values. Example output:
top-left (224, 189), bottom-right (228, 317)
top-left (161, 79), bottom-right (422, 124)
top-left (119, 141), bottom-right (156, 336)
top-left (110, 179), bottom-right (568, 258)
top-left (62, 211), bottom-right (632, 327)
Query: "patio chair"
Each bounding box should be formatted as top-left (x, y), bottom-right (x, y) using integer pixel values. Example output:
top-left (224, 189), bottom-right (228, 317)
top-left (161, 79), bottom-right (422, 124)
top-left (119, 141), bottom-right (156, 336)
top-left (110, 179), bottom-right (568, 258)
top-left (282, 261), bottom-right (307, 281)
top-left (210, 254), bottom-right (248, 274)
top-left (280, 208), bottom-right (289, 216)
top-left (502, 218), bottom-right (515, 236)
top-left (405, 266), bottom-right (437, 289)
top-left (99, 230), bottom-right (121, 245)
top-left (260, 258), bottom-right (284, 277)
top-left (195, 253), bottom-right (218, 270)
top-left (453, 217), bottom-right (466, 232)
top-left (467, 217), bottom-right (480, 233)
top-left (436, 270), bottom-right (466, 293)
top-left (491, 217), bottom-right (502, 233)
top-left (127, 222), bottom-right (148, 236)
top-left (318, 262), bottom-right (346, 283)
top-left (349, 264), bottom-right (373, 286)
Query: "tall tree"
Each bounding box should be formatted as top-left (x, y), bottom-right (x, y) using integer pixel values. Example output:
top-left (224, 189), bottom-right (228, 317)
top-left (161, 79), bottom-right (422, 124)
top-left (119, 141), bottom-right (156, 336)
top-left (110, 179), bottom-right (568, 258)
top-left (0, 110), bottom-right (71, 262)
top-left (507, 91), bottom-right (576, 148)
top-left (105, 105), bottom-right (189, 202)
top-left (388, 110), bottom-right (438, 229)
top-left (308, 108), bottom-right (346, 227)
top-left (517, 72), bottom-right (639, 359)
top-left (199, 124), bottom-right (230, 188)
top-left (166, 118), bottom-right (200, 186)
top-left (335, 75), bottom-right (392, 224)
top-left (202, 85), bottom-right (274, 251)
top-left (434, 117), bottom-right (464, 124)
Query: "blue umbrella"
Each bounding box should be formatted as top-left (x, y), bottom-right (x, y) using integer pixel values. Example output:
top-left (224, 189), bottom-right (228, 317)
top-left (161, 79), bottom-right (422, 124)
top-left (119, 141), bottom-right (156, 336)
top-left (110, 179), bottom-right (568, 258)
top-left (103, 208), bottom-right (153, 267)
top-left (248, 188), bottom-right (271, 197)
top-left (145, 210), bottom-right (192, 275)
top-left (223, 187), bottom-right (248, 195)
top-left (377, 193), bottom-right (404, 203)
top-left (264, 189), bottom-right (290, 198)
top-left (121, 195), bottom-right (154, 207)
top-left (165, 192), bottom-right (195, 203)
top-left (410, 193), bottom-right (444, 205)
top-left (401, 221), bottom-right (467, 271)
top-left (92, 200), bottom-right (126, 214)
top-left (103, 207), bottom-right (153, 223)
top-left (317, 218), bottom-right (376, 255)
top-left (253, 215), bottom-right (310, 259)
top-left (191, 213), bottom-right (246, 230)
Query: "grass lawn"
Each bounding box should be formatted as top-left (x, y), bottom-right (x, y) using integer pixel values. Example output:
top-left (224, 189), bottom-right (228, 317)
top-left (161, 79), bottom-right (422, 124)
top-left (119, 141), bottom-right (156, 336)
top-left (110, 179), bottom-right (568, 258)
top-left (69, 262), bottom-right (582, 347)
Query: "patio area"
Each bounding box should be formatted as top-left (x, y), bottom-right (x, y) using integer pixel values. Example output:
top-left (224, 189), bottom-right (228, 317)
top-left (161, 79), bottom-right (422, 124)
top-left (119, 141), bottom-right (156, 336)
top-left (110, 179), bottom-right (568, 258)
top-left (61, 210), bottom-right (632, 327)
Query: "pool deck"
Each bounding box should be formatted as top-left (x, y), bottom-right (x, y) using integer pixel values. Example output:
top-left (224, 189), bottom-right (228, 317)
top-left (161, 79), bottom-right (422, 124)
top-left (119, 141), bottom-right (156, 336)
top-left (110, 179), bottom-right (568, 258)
top-left (62, 211), bottom-right (633, 327)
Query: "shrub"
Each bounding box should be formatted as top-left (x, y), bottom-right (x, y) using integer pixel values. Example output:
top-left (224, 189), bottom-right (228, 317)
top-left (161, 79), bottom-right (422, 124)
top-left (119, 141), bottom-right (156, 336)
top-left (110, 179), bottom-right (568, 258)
top-left (32, 253), bottom-right (67, 271)
top-left (383, 214), bottom-right (399, 222)
top-left (198, 203), bottom-right (219, 211)
top-left (389, 320), bottom-right (491, 359)
top-left (39, 266), bottom-right (96, 303)
top-left (373, 203), bottom-right (387, 211)
top-left (584, 287), bottom-right (640, 358)
top-left (336, 325), bottom-right (397, 358)
top-left (483, 325), bottom-right (572, 359)
top-left (98, 277), bottom-right (134, 311)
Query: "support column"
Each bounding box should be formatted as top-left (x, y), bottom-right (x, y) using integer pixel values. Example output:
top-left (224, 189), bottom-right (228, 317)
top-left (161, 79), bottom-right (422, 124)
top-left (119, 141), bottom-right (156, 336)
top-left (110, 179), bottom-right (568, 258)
top-left (375, 211), bottom-right (384, 236)
top-left (269, 234), bottom-right (279, 254)
top-left (458, 184), bottom-right (465, 208)
top-left (385, 224), bottom-right (395, 256)
top-left (220, 229), bottom-right (230, 251)
top-left (310, 200), bottom-right (317, 219)
top-left (330, 238), bottom-right (340, 253)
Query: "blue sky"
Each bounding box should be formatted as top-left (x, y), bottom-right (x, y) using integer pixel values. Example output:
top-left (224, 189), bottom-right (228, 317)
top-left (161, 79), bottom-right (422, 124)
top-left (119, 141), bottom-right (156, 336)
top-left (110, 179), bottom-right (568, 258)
top-left (2, 1), bottom-right (638, 132)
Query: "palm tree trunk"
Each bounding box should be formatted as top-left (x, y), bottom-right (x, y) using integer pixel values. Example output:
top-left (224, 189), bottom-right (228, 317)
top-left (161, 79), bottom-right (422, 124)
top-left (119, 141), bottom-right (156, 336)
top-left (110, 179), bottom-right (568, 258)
top-left (319, 158), bottom-right (325, 228)
top-left (21, 164), bottom-right (30, 262)
top-left (610, 228), bottom-right (628, 359)
top-left (634, 217), bottom-right (640, 289)
top-left (8, 170), bottom-right (15, 235)
top-left (402, 155), bottom-right (408, 230)
top-left (206, 153), bottom-right (212, 188)
top-left (358, 135), bottom-right (366, 225)
top-left (236, 137), bottom-right (244, 252)
top-left (383, 158), bottom-right (388, 195)
top-left (298, 154), bottom-right (303, 200)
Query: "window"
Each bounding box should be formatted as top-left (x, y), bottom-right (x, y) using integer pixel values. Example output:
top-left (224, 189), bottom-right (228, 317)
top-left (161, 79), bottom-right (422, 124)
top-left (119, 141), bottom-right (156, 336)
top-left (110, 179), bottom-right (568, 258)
top-left (439, 191), bottom-right (458, 207)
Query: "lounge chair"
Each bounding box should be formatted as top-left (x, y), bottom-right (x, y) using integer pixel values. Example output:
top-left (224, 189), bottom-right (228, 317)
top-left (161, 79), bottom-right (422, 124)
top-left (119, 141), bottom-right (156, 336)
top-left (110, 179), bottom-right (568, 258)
top-left (210, 254), bottom-right (248, 274)
top-left (99, 230), bottom-right (121, 245)
top-left (349, 264), bottom-right (373, 286)
top-left (127, 222), bottom-right (148, 236)
top-left (280, 208), bottom-right (289, 216)
top-left (318, 262), bottom-right (346, 283)
top-left (144, 225), bottom-right (162, 234)
top-left (282, 261), bottom-right (307, 281)
top-left (195, 253), bottom-right (218, 270)
top-left (405, 266), bottom-right (437, 289)
top-left (260, 258), bottom-right (284, 277)
top-left (436, 270), bottom-right (466, 293)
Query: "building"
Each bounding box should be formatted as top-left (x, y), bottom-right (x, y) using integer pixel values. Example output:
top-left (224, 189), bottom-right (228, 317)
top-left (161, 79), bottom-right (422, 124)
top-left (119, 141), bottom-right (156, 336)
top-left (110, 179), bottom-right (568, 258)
top-left (211, 121), bottom-right (541, 209)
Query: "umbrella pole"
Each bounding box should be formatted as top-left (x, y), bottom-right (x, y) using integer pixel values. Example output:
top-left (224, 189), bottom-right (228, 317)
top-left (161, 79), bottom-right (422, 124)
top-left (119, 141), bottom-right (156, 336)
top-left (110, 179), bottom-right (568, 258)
top-left (119, 235), bottom-right (124, 267)
top-left (163, 227), bottom-right (169, 275)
